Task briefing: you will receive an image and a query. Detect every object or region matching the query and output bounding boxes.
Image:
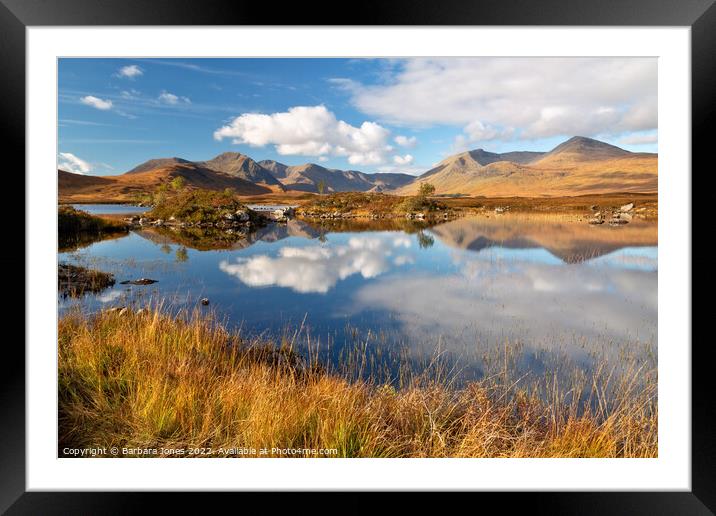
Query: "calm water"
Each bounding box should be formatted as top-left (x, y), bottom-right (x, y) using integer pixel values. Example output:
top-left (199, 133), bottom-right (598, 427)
top-left (71, 204), bottom-right (150, 215)
top-left (59, 215), bottom-right (658, 386)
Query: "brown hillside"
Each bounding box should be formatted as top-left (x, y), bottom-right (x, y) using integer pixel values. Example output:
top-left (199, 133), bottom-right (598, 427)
top-left (58, 165), bottom-right (270, 203)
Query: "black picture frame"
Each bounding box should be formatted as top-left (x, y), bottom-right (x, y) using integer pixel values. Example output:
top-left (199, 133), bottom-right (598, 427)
top-left (3, 0), bottom-right (711, 512)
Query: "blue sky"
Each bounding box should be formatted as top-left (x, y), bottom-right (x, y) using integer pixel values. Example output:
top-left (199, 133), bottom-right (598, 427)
top-left (58, 58), bottom-right (658, 176)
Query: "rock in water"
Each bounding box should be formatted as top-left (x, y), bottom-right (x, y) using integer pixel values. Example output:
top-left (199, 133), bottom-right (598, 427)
top-left (201, 298), bottom-right (210, 306)
top-left (120, 278), bottom-right (158, 285)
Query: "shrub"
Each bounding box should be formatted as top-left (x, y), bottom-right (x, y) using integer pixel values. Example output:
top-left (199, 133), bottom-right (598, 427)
top-left (147, 189), bottom-right (250, 224)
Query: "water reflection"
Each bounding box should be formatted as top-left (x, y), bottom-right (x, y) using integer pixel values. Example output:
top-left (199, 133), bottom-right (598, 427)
top-left (350, 246), bottom-right (657, 350)
top-left (59, 214), bottom-right (657, 387)
top-left (430, 215), bottom-right (657, 263)
top-left (219, 235), bottom-right (414, 293)
top-left (70, 203), bottom-right (149, 216)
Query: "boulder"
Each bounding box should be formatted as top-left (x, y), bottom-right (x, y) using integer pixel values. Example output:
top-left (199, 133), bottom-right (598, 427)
top-left (620, 202), bottom-right (634, 212)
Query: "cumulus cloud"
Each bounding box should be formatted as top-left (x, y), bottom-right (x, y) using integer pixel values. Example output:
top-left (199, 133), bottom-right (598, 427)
top-left (393, 154), bottom-right (414, 165)
top-left (58, 152), bottom-right (92, 174)
top-left (80, 95), bottom-right (113, 110)
top-left (394, 135), bottom-right (417, 147)
top-left (343, 58), bottom-right (657, 142)
top-left (213, 105), bottom-right (394, 166)
top-left (158, 91), bottom-right (191, 105)
top-left (219, 236), bottom-right (413, 293)
top-left (116, 65), bottom-right (143, 79)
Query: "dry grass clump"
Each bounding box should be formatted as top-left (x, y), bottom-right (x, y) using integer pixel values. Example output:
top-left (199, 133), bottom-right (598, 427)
top-left (58, 263), bottom-right (115, 298)
top-left (58, 205), bottom-right (129, 250)
top-left (58, 308), bottom-right (657, 458)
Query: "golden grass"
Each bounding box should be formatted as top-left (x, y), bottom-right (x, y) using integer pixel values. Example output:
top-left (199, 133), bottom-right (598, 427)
top-left (58, 308), bottom-right (657, 458)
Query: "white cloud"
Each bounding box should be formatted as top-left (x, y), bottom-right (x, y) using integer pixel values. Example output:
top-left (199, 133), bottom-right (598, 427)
top-left (120, 89), bottom-right (141, 99)
top-left (213, 105), bottom-right (394, 165)
top-left (58, 152), bottom-right (92, 174)
top-left (618, 132), bottom-right (658, 145)
top-left (464, 120), bottom-right (513, 141)
top-left (343, 58), bottom-right (657, 142)
top-left (219, 236), bottom-right (413, 293)
top-left (117, 65), bottom-right (143, 79)
top-left (393, 154), bottom-right (414, 165)
top-left (394, 135), bottom-right (417, 147)
top-left (453, 121), bottom-right (516, 151)
top-left (376, 163), bottom-right (427, 176)
top-left (80, 95), bottom-right (113, 110)
top-left (158, 91), bottom-right (191, 105)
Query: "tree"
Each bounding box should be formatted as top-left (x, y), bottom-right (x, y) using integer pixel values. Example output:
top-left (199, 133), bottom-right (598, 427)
top-left (418, 182), bottom-right (435, 198)
top-left (317, 179), bottom-right (326, 195)
top-left (171, 176), bottom-right (186, 190)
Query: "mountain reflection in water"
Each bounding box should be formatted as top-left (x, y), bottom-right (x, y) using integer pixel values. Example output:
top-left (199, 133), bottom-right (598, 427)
top-left (59, 214), bottom-right (657, 386)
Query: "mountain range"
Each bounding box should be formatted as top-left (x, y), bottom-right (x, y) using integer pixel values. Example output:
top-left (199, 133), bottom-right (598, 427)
top-left (58, 136), bottom-right (657, 202)
top-left (396, 136), bottom-right (657, 197)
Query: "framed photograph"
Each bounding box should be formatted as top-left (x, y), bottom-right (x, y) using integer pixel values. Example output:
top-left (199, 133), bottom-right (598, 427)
top-left (5, 0), bottom-right (712, 511)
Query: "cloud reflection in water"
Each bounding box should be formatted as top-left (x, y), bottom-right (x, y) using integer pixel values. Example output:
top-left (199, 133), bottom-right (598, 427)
top-left (219, 235), bottom-right (414, 294)
top-left (351, 246), bottom-right (657, 349)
